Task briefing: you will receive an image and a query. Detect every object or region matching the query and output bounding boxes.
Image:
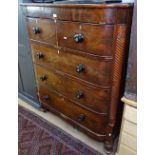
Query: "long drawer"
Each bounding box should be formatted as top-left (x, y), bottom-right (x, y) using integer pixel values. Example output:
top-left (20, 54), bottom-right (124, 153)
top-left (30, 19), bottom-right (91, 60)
top-left (22, 5), bottom-right (116, 24)
top-left (38, 85), bottom-right (108, 135)
top-left (26, 18), bottom-right (56, 45)
top-left (31, 43), bottom-right (113, 87)
top-left (22, 4), bottom-right (133, 24)
top-left (34, 65), bottom-right (111, 114)
top-left (57, 21), bottom-right (114, 56)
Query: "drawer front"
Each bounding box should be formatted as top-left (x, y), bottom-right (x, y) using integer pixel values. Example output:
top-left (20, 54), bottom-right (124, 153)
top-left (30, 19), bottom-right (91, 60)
top-left (34, 65), bottom-right (111, 114)
top-left (57, 21), bottom-right (114, 56)
top-left (23, 6), bottom-right (116, 24)
top-left (26, 18), bottom-right (56, 45)
top-left (31, 43), bottom-right (113, 86)
top-left (38, 85), bottom-right (107, 134)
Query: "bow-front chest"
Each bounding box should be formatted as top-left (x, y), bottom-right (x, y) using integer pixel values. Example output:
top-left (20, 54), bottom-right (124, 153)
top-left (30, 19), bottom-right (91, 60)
top-left (21, 2), bottom-right (133, 152)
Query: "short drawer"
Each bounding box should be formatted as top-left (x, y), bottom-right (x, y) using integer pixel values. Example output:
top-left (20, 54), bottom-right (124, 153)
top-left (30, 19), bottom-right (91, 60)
top-left (34, 65), bottom-right (111, 114)
top-left (31, 43), bottom-right (113, 87)
top-left (38, 85), bottom-right (108, 135)
top-left (57, 21), bottom-right (114, 56)
top-left (26, 18), bottom-right (56, 45)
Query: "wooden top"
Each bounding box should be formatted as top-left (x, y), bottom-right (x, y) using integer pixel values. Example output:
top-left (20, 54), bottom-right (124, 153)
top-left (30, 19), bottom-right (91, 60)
top-left (20, 2), bottom-right (133, 8)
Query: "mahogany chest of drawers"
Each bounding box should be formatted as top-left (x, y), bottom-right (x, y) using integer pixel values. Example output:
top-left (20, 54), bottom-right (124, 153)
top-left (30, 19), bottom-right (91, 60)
top-left (21, 2), bottom-right (133, 152)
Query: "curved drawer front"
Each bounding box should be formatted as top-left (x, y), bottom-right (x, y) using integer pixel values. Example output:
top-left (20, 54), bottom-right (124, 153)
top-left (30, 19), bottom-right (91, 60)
top-left (38, 85), bottom-right (107, 134)
top-left (34, 65), bottom-right (111, 114)
top-left (57, 21), bottom-right (114, 56)
top-left (31, 44), bottom-right (113, 87)
top-left (22, 5), bottom-right (132, 24)
top-left (23, 6), bottom-right (116, 24)
top-left (26, 18), bottom-right (56, 45)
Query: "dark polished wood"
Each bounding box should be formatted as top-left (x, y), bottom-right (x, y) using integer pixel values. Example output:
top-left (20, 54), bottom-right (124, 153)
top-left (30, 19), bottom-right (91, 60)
top-left (34, 65), bottom-right (111, 114)
top-left (38, 84), bottom-right (108, 135)
top-left (21, 2), bottom-right (133, 153)
top-left (105, 24), bottom-right (130, 147)
top-left (57, 21), bottom-right (114, 56)
top-left (26, 18), bottom-right (56, 45)
top-left (31, 43), bottom-right (113, 87)
top-left (21, 3), bottom-right (133, 8)
top-left (21, 3), bottom-right (133, 24)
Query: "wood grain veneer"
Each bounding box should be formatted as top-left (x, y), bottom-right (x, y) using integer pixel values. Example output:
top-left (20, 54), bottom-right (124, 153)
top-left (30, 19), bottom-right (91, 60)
top-left (34, 64), bottom-right (111, 114)
top-left (57, 21), bottom-right (114, 56)
top-left (21, 2), bottom-right (133, 153)
top-left (31, 43), bottom-right (113, 87)
top-left (26, 18), bottom-right (56, 45)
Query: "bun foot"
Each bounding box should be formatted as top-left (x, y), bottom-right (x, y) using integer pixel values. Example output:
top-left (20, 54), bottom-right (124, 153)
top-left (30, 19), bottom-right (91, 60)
top-left (39, 105), bottom-right (48, 112)
top-left (104, 140), bottom-right (113, 154)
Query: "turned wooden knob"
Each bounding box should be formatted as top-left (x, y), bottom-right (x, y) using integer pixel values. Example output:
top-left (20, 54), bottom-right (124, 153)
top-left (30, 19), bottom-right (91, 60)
top-left (76, 90), bottom-right (84, 99)
top-left (78, 114), bottom-right (86, 122)
top-left (36, 52), bottom-right (44, 59)
top-left (33, 27), bottom-right (40, 34)
top-left (43, 95), bottom-right (49, 101)
top-left (76, 64), bottom-right (85, 73)
top-left (40, 75), bottom-right (47, 81)
top-left (74, 34), bottom-right (84, 43)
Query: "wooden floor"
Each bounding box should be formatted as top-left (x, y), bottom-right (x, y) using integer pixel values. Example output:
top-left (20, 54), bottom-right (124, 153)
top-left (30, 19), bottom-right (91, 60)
top-left (18, 98), bottom-right (116, 155)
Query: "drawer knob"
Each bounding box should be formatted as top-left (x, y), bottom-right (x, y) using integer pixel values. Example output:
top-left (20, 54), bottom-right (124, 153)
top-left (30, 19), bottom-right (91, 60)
top-left (78, 114), bottom-right (86, 122)
top-left (43, 95), bottom-right (49, 101)
top-left (76, 64), bottom-right (85, 73)
top-left (36, 52), bottom-right (44, 59)
top-left (74, 34), bottom-right (84, 43)
top-left (40, 75), bottom-right (47, 81)
top-left (33, 27), bottom-right (40, 34)
top-left (76, 90), bottom-right (84, 99)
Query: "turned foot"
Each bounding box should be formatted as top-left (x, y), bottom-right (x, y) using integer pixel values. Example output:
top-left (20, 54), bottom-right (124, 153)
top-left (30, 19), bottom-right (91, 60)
top-left (104, 140), bottom-right (113, 154)
top-left (39, 105), bottom-right (48, 112)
